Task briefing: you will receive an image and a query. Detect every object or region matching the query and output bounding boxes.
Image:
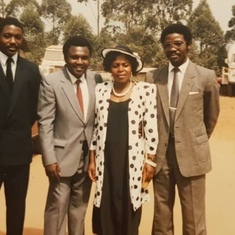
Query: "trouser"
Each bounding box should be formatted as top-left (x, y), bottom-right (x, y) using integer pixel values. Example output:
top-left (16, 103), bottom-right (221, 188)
top-left (44, 171), bottom-right (92, 235)
top-left (0, 164), bottom-right (30, 235)
top-left (152, 136), bottom-right (206, 235)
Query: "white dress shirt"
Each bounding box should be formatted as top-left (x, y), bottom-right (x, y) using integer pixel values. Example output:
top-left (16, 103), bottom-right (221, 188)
top-left (0, 51), bottom-right (18, 80)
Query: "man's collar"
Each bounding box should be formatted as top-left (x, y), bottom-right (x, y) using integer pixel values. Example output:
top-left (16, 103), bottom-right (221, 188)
top-left (66, 66), bottom-right (87, 84)
top-left (0, 51), bottom-right (18, 65)
top-left (168, 58), bottom-right (189, 73)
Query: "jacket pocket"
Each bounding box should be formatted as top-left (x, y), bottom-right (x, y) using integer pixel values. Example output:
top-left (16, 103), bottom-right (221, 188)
top-left (195, 134), bottom-right (208, 144)
top-left (54, 139), bottom-right (66, 148)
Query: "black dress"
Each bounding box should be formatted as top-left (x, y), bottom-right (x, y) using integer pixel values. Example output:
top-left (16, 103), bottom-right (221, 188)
top-left (92, 99), bottom-right (142, 235)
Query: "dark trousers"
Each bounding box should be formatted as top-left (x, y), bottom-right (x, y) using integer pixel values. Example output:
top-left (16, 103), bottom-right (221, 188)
top-left (0, 164), bottom-right (30, 235)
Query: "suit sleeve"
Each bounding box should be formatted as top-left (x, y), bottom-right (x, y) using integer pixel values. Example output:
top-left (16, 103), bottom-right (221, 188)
top-left (145, 70), bottom-right (156, 83)
top-left (30, 65), bottom-right (41, 126)
top-left (37, 77), bottom-right (57, 166)
top-left (95, 73), bottom-right (103, 83)
top-left (203, 70), bottom-right (220, 138)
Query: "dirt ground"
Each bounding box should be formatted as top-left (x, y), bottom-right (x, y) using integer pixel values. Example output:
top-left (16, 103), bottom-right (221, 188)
top-left (0, 96), bottom-right (235, 235)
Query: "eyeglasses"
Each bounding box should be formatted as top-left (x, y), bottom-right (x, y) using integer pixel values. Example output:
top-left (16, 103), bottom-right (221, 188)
top-left (163, 41), bottom-right (186, 50)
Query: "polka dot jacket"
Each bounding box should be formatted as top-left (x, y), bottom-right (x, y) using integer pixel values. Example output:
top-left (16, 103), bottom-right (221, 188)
top-left (90, 80), bottom-right (158, 211)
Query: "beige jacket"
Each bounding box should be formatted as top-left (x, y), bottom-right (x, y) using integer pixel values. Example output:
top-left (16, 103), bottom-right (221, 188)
top-left (146, 60), bottom-right (220, 177)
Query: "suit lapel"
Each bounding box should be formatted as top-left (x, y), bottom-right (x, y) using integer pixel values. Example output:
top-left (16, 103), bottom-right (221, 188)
top-left (60, 67), bottom-right (85, 122)
top-left (0, 64), bottom-right (11, 93)
top-left (155, 66), bottom-right (170, 126)
top-left (175, 61), bottom-right (195, 121)
top-left (7, 58), bottom-right (25, 117)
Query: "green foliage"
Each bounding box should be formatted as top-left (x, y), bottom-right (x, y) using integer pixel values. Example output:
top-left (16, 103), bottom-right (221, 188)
top-left (20, 3), bottom-right (46, 64)
top-left (41, 0), bottom-right (72, 44)
top-left (188, 0), bottom-right (224, 74)
top-left (101, 0), bottom-right (193, 35)
top-left (90, 29), bottom-right (113, 70)
top-left (63, 15), bottom-right (94, 43)
top-left (25, 33), bottom-right (47, 64)
top-left (5, 0), bottom-right (41, 17)
top-left (0, 0), bottom-right (233, 74)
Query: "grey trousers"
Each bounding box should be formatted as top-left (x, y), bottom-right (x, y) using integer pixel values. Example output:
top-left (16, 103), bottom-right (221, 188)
top-left (44, 171), bottom-right (91, 235)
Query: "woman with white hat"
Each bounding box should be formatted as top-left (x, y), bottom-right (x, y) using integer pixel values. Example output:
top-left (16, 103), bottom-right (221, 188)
top-left (88, 45), bottom-right (158, 235)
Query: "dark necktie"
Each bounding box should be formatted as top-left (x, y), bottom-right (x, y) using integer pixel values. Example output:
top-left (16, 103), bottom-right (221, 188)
top-left (169, 67), bottom-right (180, 135)
top-left (76, 79), bottom-right (84, 115)
top-left (6, 57), bottom-right (14, 90)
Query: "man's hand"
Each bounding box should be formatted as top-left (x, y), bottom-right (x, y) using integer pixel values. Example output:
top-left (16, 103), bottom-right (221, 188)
top-left (88, 150), bottom-right (96, 182)
top-left (88, 161), bottom-right (96, 182)
top-left (45, 163), bottom-right (60, 181)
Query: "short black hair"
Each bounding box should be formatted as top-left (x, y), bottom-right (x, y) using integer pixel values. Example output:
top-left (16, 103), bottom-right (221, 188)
top-left (0, 17), bottom-right (24, 34)
top-left (63, 36), bottom-right (92, 57)
top-left (160, 24), bottom-right (192, 44)
top-left (103, 51), bottom-right (139, 76)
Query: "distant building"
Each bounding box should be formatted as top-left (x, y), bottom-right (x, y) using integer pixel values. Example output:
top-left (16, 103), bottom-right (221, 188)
top-left (39, 45), bottom-right (65, 76)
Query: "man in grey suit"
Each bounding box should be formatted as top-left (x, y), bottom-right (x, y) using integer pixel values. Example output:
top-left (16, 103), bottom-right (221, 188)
top-left (37, 36), bottom-right (102, 235)
top-left (146, 24), bottom-right (220, 235)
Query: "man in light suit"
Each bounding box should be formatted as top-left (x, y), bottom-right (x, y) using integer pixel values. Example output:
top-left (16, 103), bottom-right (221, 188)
top-left (0, 17), bottom-right (41, 235)
top-left (146, 24), bottom-right (220, 235)
top-left (37, 36), bottom-right (102, 235)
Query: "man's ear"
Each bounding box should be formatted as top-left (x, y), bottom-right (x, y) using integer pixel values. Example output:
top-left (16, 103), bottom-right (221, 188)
top-left (187, 42), bottom-right (192, 50)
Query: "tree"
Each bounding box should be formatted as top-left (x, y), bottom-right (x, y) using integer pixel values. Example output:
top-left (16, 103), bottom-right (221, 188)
top-left (101, 0), bottom-right (193, 35)
top-left (91, 29), bottom-right (113, 70)
top-left (0, 0), bottom-right (7, 17)
top-left (5, 0), bottom-right (41, 17)
top-left (225, 5), bottom-right (235, 42)
top-left (41, 0), bottom-right (71, 44)
top-left (188, 0), bottom-right (224, 74)
top-left (20, 3), bottom-right (46, 63)
top-left (63, 14), bottom-right (94, 43)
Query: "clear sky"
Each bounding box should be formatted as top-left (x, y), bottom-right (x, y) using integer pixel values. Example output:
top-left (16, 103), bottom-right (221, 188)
top-left (73, 0), bottom-right (234, 34)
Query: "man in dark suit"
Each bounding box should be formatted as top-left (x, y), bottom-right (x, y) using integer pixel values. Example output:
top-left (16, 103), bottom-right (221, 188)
top-left (0, 17), bottom-right (41, 235)
top-left (37, 36), bottom-right (102, 235)
top-left (146, 24), bottom-right (220, 235)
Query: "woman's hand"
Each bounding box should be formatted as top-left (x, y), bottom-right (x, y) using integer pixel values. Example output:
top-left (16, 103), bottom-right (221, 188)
top-left (88, 150), bottom-right (96, 182)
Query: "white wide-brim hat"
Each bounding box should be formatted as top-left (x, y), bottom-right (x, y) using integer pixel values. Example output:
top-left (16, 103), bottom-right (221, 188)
top-left (101, 45), bottom-right (144, 73)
